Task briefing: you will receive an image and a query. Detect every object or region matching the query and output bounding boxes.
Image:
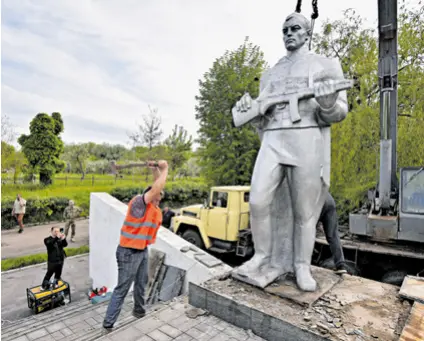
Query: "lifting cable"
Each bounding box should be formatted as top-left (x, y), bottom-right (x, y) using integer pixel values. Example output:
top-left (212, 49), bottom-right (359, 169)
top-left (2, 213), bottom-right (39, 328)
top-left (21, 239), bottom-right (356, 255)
top-left (294, 0), bottom-right (319, 50)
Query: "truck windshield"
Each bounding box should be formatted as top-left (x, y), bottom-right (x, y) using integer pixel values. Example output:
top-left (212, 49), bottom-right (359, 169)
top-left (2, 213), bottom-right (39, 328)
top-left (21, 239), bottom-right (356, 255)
top-left (401, 168), bottom-right (424, 214)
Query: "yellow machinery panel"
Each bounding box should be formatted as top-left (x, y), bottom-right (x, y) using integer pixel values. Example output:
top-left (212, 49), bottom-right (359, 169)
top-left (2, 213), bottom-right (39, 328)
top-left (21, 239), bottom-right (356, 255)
top-left (26, 280), bottom-right (71, 314)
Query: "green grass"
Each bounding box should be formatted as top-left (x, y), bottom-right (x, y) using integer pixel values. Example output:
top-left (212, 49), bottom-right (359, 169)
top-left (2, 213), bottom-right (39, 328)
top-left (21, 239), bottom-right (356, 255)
top-left (1, 174), bottom-right (207, 210)
top-left (1, 245), bottom-right (90, 272)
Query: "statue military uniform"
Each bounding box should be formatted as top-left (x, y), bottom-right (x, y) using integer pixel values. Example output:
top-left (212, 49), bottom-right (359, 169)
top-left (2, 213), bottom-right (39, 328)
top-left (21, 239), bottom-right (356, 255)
top-left (232, 12), bottom-right (349, 291)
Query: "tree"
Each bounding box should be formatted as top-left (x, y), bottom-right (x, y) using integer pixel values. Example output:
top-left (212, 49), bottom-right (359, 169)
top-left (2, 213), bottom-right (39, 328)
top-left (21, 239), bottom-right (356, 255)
top-left (195, 37), bottom-right (266, 185)
top-left (18, 112), bottom-right (65, 185)
top-left (1, 114), bottom-right (17, 144)
top-left (129, 105), bottom-right (163, 150)
top-left (66, 144), bottom-right (89, 179)
top-left (92, 143), bottom-right (127, 161)
top-left (1, 141), bottom-right (15, 170)
top-left (313, 3), bottom-right (424, 219)
top-left (177, 157), bottom-right (202, 178)
top-left (165, 125), bottom-right (193, 177)
top-left (2, 141), bottom-right (28, 183)
top-left (129, 106), bottom-right (164, 180)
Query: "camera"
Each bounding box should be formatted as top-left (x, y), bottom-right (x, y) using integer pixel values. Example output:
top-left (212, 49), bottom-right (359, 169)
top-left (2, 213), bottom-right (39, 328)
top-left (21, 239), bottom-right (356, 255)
top-left (60, 228), bottom-right (64, 233)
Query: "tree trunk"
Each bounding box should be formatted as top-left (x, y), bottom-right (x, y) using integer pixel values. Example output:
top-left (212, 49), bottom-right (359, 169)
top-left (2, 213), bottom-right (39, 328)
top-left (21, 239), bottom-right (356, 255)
top-left (77, 157), bottom-right (85, 179)
top-left (13, 168), bottom-right (18, 184)
top-left (40, 172), bottom-right (52, 185)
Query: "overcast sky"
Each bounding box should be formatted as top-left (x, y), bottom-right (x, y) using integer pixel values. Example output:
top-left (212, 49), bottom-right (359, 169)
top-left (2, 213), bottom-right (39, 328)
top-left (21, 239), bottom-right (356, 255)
top-left (1, 0), bottom-right (421, 147)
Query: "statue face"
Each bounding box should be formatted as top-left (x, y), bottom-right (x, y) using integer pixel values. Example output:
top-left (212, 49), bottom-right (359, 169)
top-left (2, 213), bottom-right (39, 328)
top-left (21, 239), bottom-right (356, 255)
top-left (282, 16), bottom-right (310, 51)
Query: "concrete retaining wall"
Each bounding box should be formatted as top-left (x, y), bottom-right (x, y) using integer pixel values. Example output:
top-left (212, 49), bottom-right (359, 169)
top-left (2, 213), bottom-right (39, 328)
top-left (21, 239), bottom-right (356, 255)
top-left (89, 193), bottom-right (230, 293)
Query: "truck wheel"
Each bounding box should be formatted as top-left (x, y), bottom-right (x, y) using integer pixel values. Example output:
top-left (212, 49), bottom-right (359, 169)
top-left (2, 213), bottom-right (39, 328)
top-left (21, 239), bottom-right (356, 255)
top-left (181, 229), bottom-right (204, 249)
top-left (381, 270), bottom-right (407, 286)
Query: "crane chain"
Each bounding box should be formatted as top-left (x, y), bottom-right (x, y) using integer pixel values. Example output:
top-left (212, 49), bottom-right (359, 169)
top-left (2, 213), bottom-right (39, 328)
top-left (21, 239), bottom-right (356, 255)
top-left (295, 0), bottom-right (302, 13)
top-left (311, 0), bottom-right (319, 19)
top-left (294, 0), bottom-right (318, 20)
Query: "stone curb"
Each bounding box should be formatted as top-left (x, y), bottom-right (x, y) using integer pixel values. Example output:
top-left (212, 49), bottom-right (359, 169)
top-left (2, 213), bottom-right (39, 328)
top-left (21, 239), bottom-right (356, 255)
top-left (1, 253), bottom-right (89, 274)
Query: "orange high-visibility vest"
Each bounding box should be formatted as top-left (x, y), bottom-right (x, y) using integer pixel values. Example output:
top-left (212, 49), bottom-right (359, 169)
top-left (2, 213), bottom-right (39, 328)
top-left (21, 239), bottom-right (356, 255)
top-left (119, 196), bottom-right (162, 250)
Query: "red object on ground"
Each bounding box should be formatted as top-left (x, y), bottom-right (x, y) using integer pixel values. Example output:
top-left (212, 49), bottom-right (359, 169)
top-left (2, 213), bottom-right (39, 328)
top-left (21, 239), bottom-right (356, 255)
top-left (89, 286), bottom-right (108, 300)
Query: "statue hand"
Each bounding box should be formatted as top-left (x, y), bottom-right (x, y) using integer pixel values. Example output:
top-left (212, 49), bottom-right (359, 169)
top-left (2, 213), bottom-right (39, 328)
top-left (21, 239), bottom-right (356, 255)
top-left (235, 93), bottom-right (254, 112)
top-left (314, 80), bottom-right (339, 110)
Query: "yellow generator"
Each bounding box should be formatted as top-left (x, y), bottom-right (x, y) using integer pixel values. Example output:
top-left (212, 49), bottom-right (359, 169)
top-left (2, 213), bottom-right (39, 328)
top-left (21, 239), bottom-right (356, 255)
top-left (26, 280), bottom-right (71, 314)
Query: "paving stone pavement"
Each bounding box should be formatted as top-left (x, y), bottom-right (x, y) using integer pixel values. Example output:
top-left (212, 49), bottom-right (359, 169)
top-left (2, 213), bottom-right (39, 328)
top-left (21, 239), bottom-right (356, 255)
top-left (1, 254), bottom-right (91, 321)
top-left (1, 219), bottom-right (89, 259)
top-left (2, 296), bottom-right (265, 341)
top-left (98, 298), bottom-right (265, 341)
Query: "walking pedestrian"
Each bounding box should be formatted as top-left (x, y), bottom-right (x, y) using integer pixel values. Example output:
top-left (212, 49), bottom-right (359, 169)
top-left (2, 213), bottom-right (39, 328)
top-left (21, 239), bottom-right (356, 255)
top-left (12, 194), bottom-right (26, 233)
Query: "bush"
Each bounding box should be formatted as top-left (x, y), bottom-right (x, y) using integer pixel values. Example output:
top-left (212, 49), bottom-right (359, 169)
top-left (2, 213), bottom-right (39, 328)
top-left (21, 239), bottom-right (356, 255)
top-left (110, 182), bottom-right (209, 208)
top-left (1, 180), bottom-right (209, 229)
top-left (1, 197), bottom-right (71, 229)
top-left (1, 245), bottom-right (90, 271)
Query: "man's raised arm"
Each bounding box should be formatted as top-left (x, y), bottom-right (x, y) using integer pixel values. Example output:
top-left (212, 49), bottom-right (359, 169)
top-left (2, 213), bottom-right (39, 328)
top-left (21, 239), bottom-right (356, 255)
top-left (152, 166), bottom-right (161, 181)
top-left (144, 160), bottom-right (168, 204)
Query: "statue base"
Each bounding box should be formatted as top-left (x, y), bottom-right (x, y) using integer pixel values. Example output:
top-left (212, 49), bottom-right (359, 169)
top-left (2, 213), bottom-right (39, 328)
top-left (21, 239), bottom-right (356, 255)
top-left (231, 266), bottom-right (285, 289)
top-left (189, 266), bottom-right (409, 341)
top-left (264, 268), bottom-right (340, 307)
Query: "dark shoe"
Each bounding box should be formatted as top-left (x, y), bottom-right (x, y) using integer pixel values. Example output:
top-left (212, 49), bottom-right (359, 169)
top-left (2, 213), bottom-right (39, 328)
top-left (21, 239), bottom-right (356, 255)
top-left (103, 324), bottom-right (113, 332)
top-left (334, 263), bottom-right (349, 275)
top-left (18, 229), bottom-right (23, 234)
top-left (132, 310), bottom-right (146, 319)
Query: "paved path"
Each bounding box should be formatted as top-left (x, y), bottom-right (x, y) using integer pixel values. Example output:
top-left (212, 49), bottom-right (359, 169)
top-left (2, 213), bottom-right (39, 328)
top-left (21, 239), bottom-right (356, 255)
top-left (99, 297), bottom-right (264, 341)
top-left (1, 219), bottom-right (89, 259)
top-left (1, 254), bottom-right (91, 322)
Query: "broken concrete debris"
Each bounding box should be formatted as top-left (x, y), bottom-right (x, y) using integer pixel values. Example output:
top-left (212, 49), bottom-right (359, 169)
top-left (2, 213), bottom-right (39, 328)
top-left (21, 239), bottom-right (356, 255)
top-left (185, 307), bottom-right (209, 319)
top-left (146, 249), bottom-right (186, 305)
top-left (180, 245), bottom-right (198, 253)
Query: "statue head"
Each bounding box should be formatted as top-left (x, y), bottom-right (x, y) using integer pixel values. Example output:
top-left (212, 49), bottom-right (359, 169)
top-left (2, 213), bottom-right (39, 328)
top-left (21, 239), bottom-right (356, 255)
top-left (282, 12), bottom-right (311, 51)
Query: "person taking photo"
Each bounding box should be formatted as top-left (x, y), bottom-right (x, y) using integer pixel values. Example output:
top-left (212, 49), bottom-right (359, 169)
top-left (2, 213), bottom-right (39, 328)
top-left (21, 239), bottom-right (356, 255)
top-left (42, 227), bottom-right (68, 289)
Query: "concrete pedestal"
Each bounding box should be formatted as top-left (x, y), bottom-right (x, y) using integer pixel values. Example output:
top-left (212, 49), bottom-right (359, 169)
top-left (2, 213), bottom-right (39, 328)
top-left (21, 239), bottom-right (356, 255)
top-left (189, 267), bottom-right (411, 341)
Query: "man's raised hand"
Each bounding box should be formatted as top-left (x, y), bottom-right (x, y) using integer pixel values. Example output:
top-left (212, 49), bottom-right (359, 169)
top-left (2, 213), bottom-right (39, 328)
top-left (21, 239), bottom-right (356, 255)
top-left (157, 160), bottom-right (168, 170)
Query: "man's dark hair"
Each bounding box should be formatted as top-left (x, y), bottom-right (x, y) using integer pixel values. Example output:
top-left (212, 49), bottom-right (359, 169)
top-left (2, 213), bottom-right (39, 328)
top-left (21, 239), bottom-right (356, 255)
top-left (142, 186), bottom-right (164, 197)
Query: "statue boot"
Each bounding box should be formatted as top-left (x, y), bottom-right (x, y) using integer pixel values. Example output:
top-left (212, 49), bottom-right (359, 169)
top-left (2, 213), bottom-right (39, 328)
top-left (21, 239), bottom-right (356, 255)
top-left (293, 187), bottom-right (327, 291)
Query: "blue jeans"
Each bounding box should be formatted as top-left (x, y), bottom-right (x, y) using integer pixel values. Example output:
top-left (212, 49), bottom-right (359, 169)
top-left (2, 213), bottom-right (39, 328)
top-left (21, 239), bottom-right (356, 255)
top-left (103, 245), bottom-right (148, 327)
top-left (319, 194), bottom-right (345, 267)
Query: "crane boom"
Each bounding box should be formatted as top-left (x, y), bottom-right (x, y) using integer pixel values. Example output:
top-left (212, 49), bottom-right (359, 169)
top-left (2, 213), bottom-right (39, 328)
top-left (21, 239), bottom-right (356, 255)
top-left (376, 0), bottom-right (399, 213)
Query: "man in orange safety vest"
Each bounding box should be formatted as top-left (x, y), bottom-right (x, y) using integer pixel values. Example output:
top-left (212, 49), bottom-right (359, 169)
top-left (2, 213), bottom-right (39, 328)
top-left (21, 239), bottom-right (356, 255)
top-left (103, 160), bottom-right (168, 330)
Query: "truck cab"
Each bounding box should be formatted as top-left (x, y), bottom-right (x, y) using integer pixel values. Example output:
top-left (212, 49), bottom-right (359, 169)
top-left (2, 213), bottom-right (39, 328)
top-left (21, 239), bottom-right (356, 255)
top-left (172, 186), bottom-right (252, 255)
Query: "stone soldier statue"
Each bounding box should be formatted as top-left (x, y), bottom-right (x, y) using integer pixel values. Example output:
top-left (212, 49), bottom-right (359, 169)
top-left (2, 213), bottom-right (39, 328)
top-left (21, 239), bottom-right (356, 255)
top-left (231, 12), bottom-right (350, 291)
